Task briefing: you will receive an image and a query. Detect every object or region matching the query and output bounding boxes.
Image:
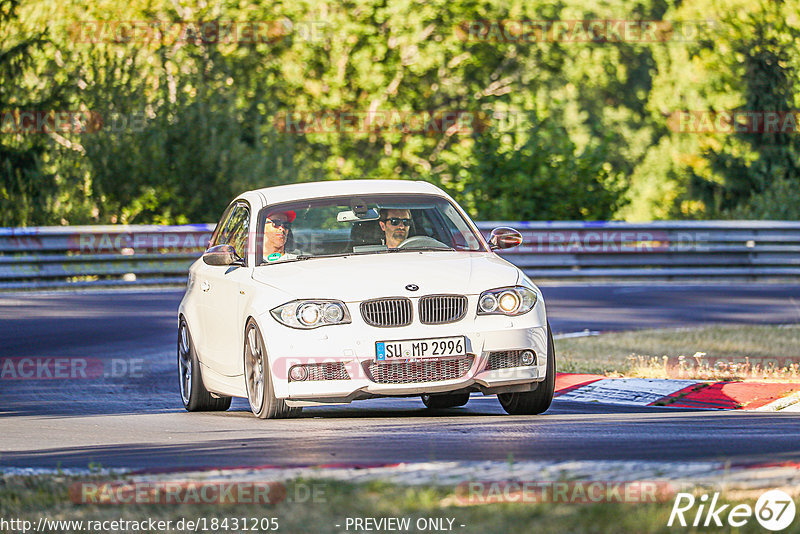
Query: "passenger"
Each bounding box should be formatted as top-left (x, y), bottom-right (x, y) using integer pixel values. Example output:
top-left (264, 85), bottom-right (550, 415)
top-left (262, 210), bottom-right (296, 263)
top-left (379, 209), bottom-right (412, 248)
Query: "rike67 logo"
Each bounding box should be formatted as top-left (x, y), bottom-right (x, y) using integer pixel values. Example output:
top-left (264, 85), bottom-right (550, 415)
top-left (668, 489), bottom-right (796, 531)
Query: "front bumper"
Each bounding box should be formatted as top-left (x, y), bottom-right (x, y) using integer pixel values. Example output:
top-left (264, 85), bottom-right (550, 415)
top-left (260, 306), bottom-right (549, 404)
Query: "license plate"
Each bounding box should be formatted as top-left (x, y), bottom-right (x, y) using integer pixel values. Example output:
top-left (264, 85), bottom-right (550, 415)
top-left (376, 336), bottom-right (466, 362)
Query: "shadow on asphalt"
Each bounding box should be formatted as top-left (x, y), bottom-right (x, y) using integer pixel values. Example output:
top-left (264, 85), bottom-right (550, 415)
top-left (1, 385), bottom-right (717, 418)
top-left (4, 408), bottom-right (800, 471)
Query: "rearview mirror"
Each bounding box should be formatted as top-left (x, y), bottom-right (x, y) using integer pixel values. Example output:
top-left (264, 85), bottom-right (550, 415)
top-left (337, 208), bottom-right (380, 222)
top-left (202, 244), bottom-right (244, 266)
top-left (489, 227), bottom-right (523, 250)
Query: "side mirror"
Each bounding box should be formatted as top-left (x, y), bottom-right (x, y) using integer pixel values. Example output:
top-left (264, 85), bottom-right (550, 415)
top-left (202, 244), bottom-right (244, 266)
top-left (489, 227), bottom-right (523, 250)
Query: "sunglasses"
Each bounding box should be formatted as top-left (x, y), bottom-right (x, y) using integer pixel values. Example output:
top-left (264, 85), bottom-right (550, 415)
top-left (383, 217), bottom-right (412, 227)
top-left (268, 219), bottom-right (291, 229)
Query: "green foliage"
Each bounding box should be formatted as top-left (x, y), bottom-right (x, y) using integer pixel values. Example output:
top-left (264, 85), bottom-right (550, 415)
top-left (3, 0), bottom-right (800, 225)
top-left (462, 113), bottom-right (626, 220)
top-left (727, 177), bottom-right (800, 219)
top-left (692, 1), bottom-right (800, 217)
top-left (0, 0), bottom-right (59, 226)
top-left (628, 0), bottom-right (800, 219)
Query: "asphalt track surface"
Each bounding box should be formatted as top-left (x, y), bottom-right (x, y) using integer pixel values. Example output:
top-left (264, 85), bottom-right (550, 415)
top-left (1, 284), bottom-right (800, 471)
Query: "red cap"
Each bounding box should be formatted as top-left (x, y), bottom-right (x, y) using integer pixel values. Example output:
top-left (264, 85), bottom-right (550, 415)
top-left (266, 210), bottom-right (296, 222)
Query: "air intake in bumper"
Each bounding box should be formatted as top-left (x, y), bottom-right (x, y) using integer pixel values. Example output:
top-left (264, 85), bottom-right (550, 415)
top-left (289, 362), bottom-right (351, 382)
top-left (485, 350), bottom-right (536, 370)
top-left (363, 356), bottom-right (474, 384)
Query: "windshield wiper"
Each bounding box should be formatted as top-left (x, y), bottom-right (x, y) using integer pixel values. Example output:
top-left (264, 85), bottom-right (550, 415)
top-left (387, 246), bottom-right (455, 252)
top-left (259, 247), bottom-right (456, 265)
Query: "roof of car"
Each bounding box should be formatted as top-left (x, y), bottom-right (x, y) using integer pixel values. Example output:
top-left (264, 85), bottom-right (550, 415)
top-left (244, 179), bottom-right (446, 206)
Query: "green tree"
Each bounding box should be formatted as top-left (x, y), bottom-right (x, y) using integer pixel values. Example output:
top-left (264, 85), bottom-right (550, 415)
top-left (694, 1), bottom-right (800, 217)
top-left (630, 0), bottom-right (800, 219)
top-left (0, 0), bottom-right (60, 225)
top-left (463, 112), bottom-right (626, 220)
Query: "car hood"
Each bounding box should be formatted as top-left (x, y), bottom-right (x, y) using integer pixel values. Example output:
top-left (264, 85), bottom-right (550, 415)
top-left (250, 252), bottom-right (522, 301)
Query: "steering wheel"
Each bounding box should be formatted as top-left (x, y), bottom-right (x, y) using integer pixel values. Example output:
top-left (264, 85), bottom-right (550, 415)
top-left (396, 235), bottom-right (449, 249)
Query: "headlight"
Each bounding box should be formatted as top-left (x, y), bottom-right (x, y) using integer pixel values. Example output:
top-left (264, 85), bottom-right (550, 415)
top-left (498, 291), bottom-right (519, 313)
top-left (478, 293), bottom-right (498, 313)
top-left (270, 300), bottom-right (351, 329)
top-left (477, 286), bottom-right (538, 316)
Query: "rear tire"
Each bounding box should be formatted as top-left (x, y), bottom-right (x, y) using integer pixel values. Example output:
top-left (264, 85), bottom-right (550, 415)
top-left (244, 319), bottom-right (301, 419)
top-left (421, 392), bottom-right (470, 409)
top-left (178, 318), bottom-right (231, 412)
top-left (497, 323), bottom-right (556, 415)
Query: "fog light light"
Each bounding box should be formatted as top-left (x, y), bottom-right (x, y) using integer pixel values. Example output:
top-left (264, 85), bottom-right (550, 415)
top-left (289, 365), bottom-right (308, 381)
top-left (521, 350), bottom-right (535, 366)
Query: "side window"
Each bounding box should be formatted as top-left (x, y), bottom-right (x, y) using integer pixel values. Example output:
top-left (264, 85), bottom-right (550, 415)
top-left (211, 202), bottom-right (250, 261)
top-left (209, 205), bottom-right (235, 248)
top-left (225, 204), bottom-right (250, 260)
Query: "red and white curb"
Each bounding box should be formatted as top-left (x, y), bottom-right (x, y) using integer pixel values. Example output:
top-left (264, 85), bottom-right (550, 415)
top-left (555, 373), bottom-right (800, 411)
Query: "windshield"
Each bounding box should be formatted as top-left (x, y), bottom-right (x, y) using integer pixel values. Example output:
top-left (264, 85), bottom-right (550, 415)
top-left (256, 194), bottom-right (486, 265)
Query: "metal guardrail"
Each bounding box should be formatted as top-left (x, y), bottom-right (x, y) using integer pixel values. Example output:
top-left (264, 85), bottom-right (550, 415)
top-left (1, 221), bottom-right (800, 289)
top-left (485, 220), bottom-right (800, 280)
top-left (0, 224), bottom-right (213, 289)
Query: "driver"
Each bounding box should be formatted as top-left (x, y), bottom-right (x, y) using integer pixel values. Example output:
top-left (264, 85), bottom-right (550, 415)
top-left (379, 209), bottom-right (412, 248)
top-left (262, 209), bottom-right (297, 263)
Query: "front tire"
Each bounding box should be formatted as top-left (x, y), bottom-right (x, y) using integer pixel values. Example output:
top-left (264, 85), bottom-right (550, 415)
top-left (421, 392), bottom-right (470, 409)
top-left (178, 318), bottom-right (231, 412)
top-left (244, 319), bottom-right (301, 419)
top-left (497, 323), bottom-right (556, 415)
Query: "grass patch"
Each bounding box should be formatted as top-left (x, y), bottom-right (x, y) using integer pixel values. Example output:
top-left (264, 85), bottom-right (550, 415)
top-left (0, 475), bottom-right (788, 534)
top-left (557, 324), bottom-right (800, 379)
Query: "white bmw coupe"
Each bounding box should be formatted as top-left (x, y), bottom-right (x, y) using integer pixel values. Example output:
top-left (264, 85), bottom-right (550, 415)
top-left (178, 180), bottom-right (555, 418)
